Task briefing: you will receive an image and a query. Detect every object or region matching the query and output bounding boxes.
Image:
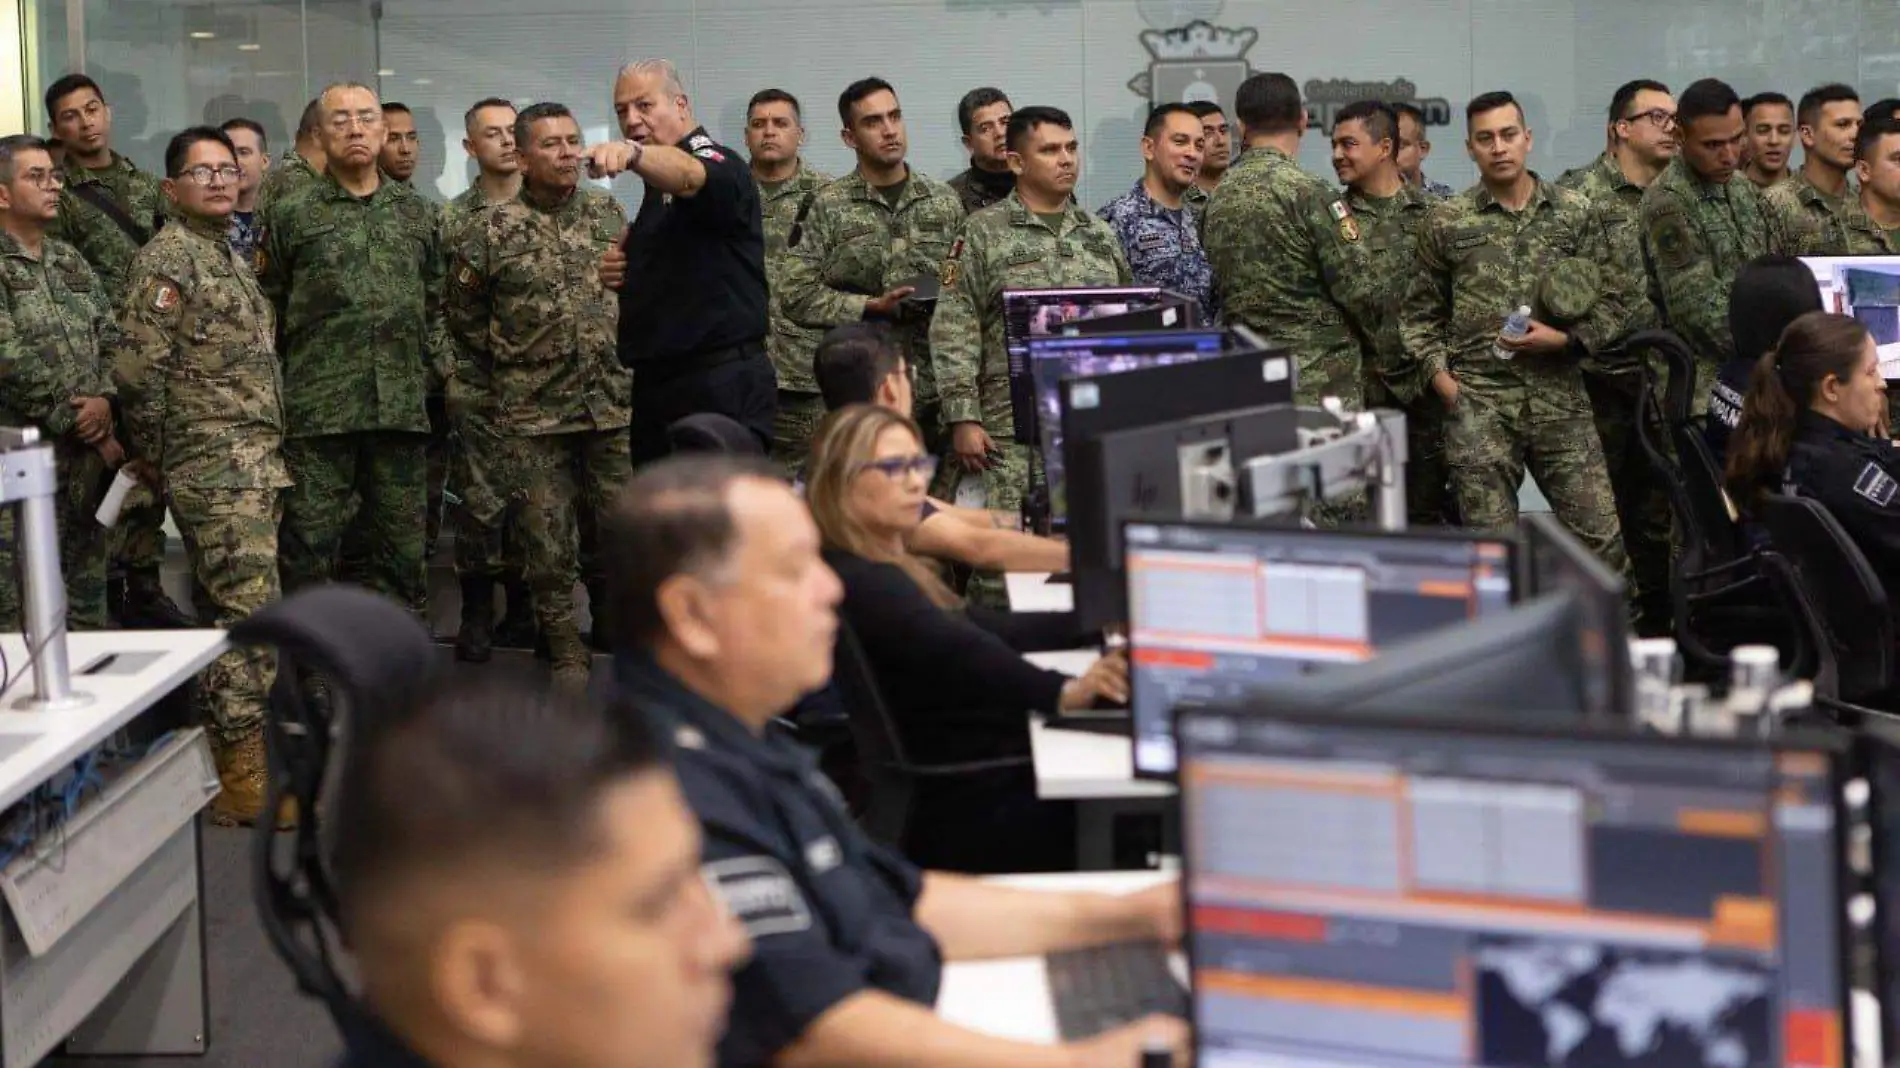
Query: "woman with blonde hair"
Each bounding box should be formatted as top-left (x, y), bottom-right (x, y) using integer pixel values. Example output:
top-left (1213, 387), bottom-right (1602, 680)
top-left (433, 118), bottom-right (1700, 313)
top-left (805, 404), bottom-right (1124, 872)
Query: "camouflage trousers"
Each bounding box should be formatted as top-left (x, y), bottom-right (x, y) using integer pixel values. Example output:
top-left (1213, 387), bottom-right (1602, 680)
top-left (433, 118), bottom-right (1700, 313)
top-left (499, 430), bottom-right (633, 661)
top-left (171, 486), bottom-right (280, 743)
top-left (424, 393), bottom-right (450, 553)
top-left (1366, 381), bottom-right (1457, 527)
top-left (771, 390), bottom-right (828, 480)
top-left (957, 438), bottom-right (1032, 609)
top-left (110, 495), bottom-right (168, 579)
top-left (0, 438), bottom-right (109, 631)
top-left (1584, 367), bottom-right (1671, 626)
top-left (449, 405), bottom-right (521, 580)
top-left (1445, 384), bottom-right (1632, 579)
top-left (279, 432), bottom-right (429, 612)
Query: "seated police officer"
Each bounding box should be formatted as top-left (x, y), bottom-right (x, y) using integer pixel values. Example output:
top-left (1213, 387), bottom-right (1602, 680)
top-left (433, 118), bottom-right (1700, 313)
top-left (603, 454), bottom-right (1187, 1068)
top-left (331, 676), bottom-right (749, 1068)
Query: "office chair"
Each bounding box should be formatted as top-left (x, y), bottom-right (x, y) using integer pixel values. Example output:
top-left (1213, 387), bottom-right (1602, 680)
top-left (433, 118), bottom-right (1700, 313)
top-left (227, 584), bottom-right (441, 1031)
top-left (828, 620), bottom-right (1030, 848)
top-left (1753, 493), bottom-right (1897, 716)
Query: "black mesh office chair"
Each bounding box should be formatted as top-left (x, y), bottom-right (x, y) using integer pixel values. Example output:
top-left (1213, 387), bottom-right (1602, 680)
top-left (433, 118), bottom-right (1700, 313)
top-left (1753, 493), bottom-right (1896, 714)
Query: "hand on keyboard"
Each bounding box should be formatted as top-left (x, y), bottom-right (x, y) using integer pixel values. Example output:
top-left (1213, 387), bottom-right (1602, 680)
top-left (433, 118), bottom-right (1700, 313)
top-left (1066, 1014), bottom-right (1189, 1067)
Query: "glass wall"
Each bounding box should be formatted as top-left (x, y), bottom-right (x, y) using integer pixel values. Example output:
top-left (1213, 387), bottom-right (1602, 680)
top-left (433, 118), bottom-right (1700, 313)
top-left (29, 0), bottom-right (1900, 210)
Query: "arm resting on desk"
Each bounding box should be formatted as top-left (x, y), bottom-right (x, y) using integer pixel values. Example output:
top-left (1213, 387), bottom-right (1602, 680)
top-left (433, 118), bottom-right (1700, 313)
top-left (915, 873), bottom-right (1176, 961)
top-left (910, 511), bottom-right (1071, 574)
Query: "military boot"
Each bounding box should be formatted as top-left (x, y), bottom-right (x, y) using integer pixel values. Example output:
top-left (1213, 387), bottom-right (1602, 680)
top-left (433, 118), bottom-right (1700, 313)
top-left (455, 575), bottom-right (497, 663)
top-left (122, 569), bottom-right (197, 629)
top-left (495, 576), bottom-right (537, 649)
top-left (208, 729), bottom-right (296, 829)
top-left (546, 624), bottom-right (592, 691)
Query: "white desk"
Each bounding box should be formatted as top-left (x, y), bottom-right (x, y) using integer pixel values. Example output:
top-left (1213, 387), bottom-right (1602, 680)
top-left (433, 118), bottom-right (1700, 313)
top-left (1024, 651), bottom-right (1175, 870)
top-left (1006, 571), bottom-right (1073, 614)
top-left (935, 871), bottom-right (1176, 1044)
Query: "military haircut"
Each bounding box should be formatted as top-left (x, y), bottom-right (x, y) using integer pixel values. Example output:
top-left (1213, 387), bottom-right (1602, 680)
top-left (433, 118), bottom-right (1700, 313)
top-left (1185, 100), bottom-right (1225, 120)
top-left (44, 72), bottom-right (103, 120)
top-left (163, 125), bottom-right (237, 178)
top-left (463, 96), bottom-right (514, 133)
top-left (1334, 99), bottom-right (1397, 147)
top-left (1464, 90), bottom-right (1524, 128)
top-left (219, 117), bottom-right (268, 152)
top-left (1797, 82), bottom-right (1860, 129)
top-left (814, 322), bottom-right (903, 410)
top-left (603, 454), bottom-right (784, 646)
top-left (1677, 78), bottom-right (1742, 129)
top-left (513, 101), bottom-right (577, 151)
top-left (956, 86), bottom-right (1010, 136)
top-left (1006, 105), bottom-right (1074, 153)
top-left (837, 76), bottom-right (897, 128)
top-left (0, 134), bottom-right (50, 185)
top-left (748, 87), bottom-right (803, 122)
top-left (331, 675), bottom-right (667, 935)
top-left (1867, 98), bottom-right (1900, 126)
top-left (1609, 78), bottom-right (1670, 122)
top-left (1144, 102), bottom-right (1200, 139)
top-left (1743, 91), bottom-right (1793, 118)
top-left (381, 101), bottom-right (413, 119)
top-left (1856, 112), bottom-right (1900, 163)
top-left (1234, 72), bottom-right (1302, 135)
top-left (296, 96), bottom-right (326, 141)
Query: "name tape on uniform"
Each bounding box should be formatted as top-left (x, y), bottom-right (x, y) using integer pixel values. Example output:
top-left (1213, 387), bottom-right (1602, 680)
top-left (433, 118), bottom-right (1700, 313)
top-left (703, 856), bottom-right (813, 937)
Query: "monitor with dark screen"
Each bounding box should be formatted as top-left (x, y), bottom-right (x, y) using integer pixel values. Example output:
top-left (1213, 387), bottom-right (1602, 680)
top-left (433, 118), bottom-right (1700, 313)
top-left (1002, 286), bottom-right (1163, 444)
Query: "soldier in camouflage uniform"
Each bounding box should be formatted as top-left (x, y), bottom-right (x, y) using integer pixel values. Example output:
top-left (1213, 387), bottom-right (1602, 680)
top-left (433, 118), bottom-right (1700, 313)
top-left (1401, 91), bottom-right (1631, 578)
top-left (1331, 101), bottom-right (1449, 525)
top-left (1845, 115), bottom-right (1900, 255)
top-left (0, 134), bottom-right (115, 633)
top-left (253, 97), bottom-right (325, 217)
top-left (1186, 102), bottom-right (1232, 214)
top-left (1558, 79), bottom-right (1677, 631)
top-left (258, 83), bottom-right (444, 614)
top-left (930, 106), bottom-right (1129, 532)
top-left (44, 73), bottom-right (192, 628)
top-left (783, 78), bottom-right (964, 461)
top-left (1641, 79), bottom-right (1805, 416)
top-left (1098, 103), bottom-right (1218, 322)
top-left (1763, 85), bottom-right (1863, 254)
top-left (445, 103), bottom-right (633, 688)
top-left (946, 87), bottom-right (1016, 216)
top-left (112, 128), bottom-right (291, 828)
top-left (1202, 74), bottom-right (1378, 413)
top-left (744, 89), bottom-right (833, 474)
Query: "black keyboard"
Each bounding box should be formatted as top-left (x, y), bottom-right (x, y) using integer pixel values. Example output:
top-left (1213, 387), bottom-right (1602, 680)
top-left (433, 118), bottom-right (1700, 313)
top-left (1045, 941), bottom-right (1187, 1040)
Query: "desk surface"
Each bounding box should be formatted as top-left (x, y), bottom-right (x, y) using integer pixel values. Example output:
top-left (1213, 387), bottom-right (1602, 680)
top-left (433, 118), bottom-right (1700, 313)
top-left (935, 871), bottom-right (1175, 1044)
top-left (0, 630), bottom-right (227, 810)
top-left (1007, 572), bottom-right (1073, 614)
top-left (1025, 651), bottom-right (1175, 802)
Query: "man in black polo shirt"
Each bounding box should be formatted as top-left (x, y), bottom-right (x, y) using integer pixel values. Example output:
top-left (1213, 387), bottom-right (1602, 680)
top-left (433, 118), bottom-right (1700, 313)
top-left (603, 454), bottom-right (1186, 1068)
top-left (587, 60), bottom-right (773, 465)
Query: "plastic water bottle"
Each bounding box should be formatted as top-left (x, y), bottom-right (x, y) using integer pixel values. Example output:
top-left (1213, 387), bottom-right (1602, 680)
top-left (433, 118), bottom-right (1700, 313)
top-left (1491, 305), bottom-right (1532, 361)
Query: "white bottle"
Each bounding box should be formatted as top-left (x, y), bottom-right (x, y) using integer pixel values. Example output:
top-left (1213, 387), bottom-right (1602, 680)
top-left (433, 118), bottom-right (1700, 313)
top-left (1492, 305), bottom-right (1532, 361)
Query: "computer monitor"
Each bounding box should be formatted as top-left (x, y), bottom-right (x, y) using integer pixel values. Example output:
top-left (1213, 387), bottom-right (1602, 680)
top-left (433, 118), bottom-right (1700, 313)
top-left (1521, 512), bottom-right (1633, 720)
top-left (1175, 705), bottom-right (1852, 1068)
top-left (1799, 256), bottom-right (1900, 376)
top-left (1123, 521), bottom-right (1516, 778)
top-left (1028, 331), bottom-right (1268, 528)
top-left (1068, 404), bottom-right (1302, 631)
top-left (1063, 297), bottom-right (1199, 336)
top-left (1002, 285), bottom-right (1164, 443)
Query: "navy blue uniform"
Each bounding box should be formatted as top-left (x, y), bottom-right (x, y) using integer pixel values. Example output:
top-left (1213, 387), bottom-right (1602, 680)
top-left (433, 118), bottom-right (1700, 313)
top-left (614, 653), bottom-right (942, 1067)
top-left (1784, 410), bottom-right (1900, 583)
top-left (335, 1012), bottom-right (433, 1068)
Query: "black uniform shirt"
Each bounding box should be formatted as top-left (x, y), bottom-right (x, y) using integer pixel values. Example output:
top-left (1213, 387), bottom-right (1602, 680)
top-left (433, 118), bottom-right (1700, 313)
top-left (618, 127), bottom-right (767, 369)
top-left (1784, 410), bottom-right (1900, 582)
top-left (613, 652), bottom-right (943, 1068)
top-left (335, 1011), bottom-right (434, 1068)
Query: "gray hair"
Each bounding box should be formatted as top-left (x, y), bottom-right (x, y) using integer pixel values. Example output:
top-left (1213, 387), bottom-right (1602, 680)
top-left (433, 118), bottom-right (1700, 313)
top-left (0, 134), bottom-right (49, 185)
top-left (317, 81), bottom-right (379, 112)
top-left (616, 59), bottom-right (686, 98)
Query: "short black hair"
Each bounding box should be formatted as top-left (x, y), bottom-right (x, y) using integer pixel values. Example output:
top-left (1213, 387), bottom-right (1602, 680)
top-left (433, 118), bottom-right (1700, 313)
top-left (1856, 112), bottom-right (1900, 162)
top-left (1334, 100), bottom-right (1397, 148)
top-left (748, 88), bottom-right (803, 122)
top-left (814, 323), bottom-right (904, 410)
top-left (1234, 72), bottom-right (1302, 135)
top-left (296, 96), bottom-right (325, 141)
top-left (1465, 90), bottom-right (1524, 128)
top-left (838, 77), bottom-right (897, 127)
top-left (332, 677), bottom-right (666, 934)
top-left (1391, 101), bottom-right (1427, 128)
top-left (463, 96), bottom-right (514, 134)
top-left (1006, 105), bottom-right (1074, 153)
top-left (957, 87), bottom-right (1011, 136)
top-left (44, 73), bottom-right (102, 121)
top-left (604, 454), bottom-right (785, 648)
top-left (1609, 79), bottom-right (1670, 122)
top-left (163, 125), bottom-right (236, 178)
top-left (1185, 101), bottom-right (1226, 120)
top-left (1677, 78), bottom-right (1743, 129)
top-left (1144, 102), bottom-right (1200, 139)
top-left (1866, 98), bottom-right (1900, 125)
top-left (1744, 91), bottom-right (1793, 119)
top-left (380, 101), bottom-right (412, 119)
top-left (0, 134), bottom-right (51, 184)
top-left (218, 117), bottom-right (267, 152)
top-left (1797, 83), bottom-right (1860, 129)
top-left (513, 101), bottom-right (576, 151)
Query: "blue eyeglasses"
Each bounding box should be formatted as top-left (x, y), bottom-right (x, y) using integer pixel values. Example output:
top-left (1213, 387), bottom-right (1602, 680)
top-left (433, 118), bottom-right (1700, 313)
top-left (857, 455), bottom-right (938, 480)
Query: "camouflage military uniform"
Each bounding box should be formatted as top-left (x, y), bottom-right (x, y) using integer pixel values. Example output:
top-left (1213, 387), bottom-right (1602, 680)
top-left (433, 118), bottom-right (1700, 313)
top-left (928, 190), bottom-right (1130, 520)
top-left (947, 165), bottom-right (1015, 217)
top-left (1184, 184), bottom-right (1211, 217)
top-left (1840, 201), bottom-right (1900, 254)
top-left (781, 167), bottom-right (964, 453)
top-left (253, 147), bottom-right (321, 217)
top-left (442, 183), bottom-right (521, 584)
top-left (1400, 175), bottom-right (1632, 578)
top-left (1640, 156), bottom-right (1803, 414)
top-left (1559, 153), bottom-right (1671, 626)
top-left (758, 160), bottom-right (833, 474)
top-left (1346, 180), bottom-right (1451, 525)
top-left (1764, 168), bottom-right (1855, 254)
top-left (1202, 146), bottom-right (1378, 410)
top-left (1097, 180), bottom-right (1218, 322)
top-left (0, 232), bottom-right (113, 631)
top-left (258, 171), bottom-right (444, 612)
top-left (50, 151), bottom-right (171, 608)
top-left (111, 213), bottom-right (289, 750)
top-left (1419, 176), bottom-right (1456, 199)
top-left (445, 185), bottom-right (633, 674)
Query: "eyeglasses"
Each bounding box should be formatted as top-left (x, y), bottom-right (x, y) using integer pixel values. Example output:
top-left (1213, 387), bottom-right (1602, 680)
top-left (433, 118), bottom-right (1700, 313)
top-left (1623, 108), bottom-right (1677, 130)
top-left (857, 455), bottom-right (938, 480)
top-left (17, 169), bottom-right (62, 189)
top-left (327, 111), bottom-right (383, 131)
top-left (178, 164), bottom-right (241, 185)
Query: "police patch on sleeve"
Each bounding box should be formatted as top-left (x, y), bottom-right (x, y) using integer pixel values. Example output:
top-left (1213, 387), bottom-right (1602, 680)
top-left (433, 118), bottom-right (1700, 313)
top-left (1855, 461), bottom-right (1898, 507)
top-left (694, 146), bottom-right (727, 163)
top-left (703, 856), bottom-right (812, 937)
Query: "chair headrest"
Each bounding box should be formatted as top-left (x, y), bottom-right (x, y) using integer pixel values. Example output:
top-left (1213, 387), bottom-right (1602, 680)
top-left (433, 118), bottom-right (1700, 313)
top-left (668, 413), bottom-right (765, 456)
top-left (229, 584), bottom-right (438, 716)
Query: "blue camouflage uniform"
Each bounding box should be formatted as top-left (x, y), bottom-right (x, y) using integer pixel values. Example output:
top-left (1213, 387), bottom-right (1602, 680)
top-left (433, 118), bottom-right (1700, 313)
top-left (1097, 180), bottom-right (1218, 322)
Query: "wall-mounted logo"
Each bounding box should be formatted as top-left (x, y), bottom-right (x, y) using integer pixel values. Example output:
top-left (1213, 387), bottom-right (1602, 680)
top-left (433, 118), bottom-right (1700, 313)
top-left (1304, 77), bottom-right (1452, 134)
